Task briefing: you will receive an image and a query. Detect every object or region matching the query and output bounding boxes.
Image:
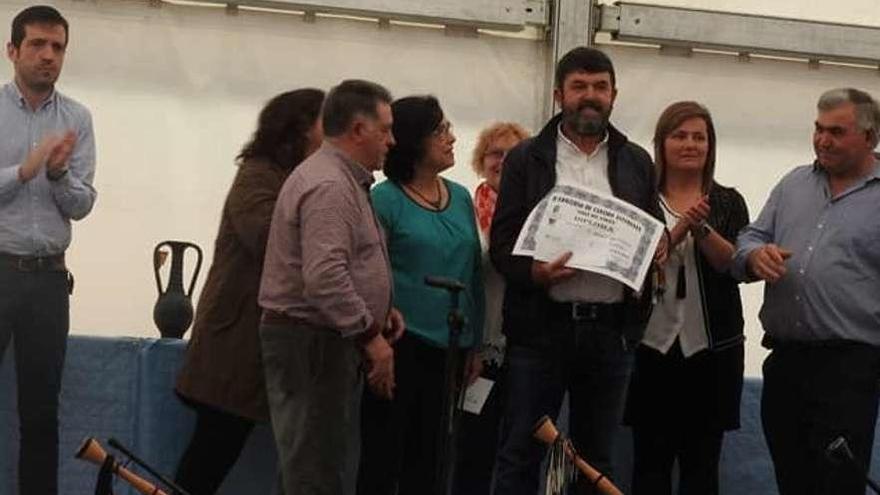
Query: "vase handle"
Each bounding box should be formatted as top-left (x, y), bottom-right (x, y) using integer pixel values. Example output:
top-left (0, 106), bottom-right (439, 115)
top-left (184, 243), bottom-right (203, 297)
top-left (152, 241), bottom-right (173, 295)
top-left (152, 240), bottom-right (203, 296)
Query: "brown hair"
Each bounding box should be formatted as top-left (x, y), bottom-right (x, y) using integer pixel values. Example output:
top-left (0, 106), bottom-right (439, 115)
top-left (654, 101), bottom-right (716, 193)
top-left (11, 5), bottom-right (68, 49)
top-left (237, 88), bottom-right (325, 171)
top-left (322, 79), bottom-right (392, 137)
top-left (470, 122), bottom-right (530, 177)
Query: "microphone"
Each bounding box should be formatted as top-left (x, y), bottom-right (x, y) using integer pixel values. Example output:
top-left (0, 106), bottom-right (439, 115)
top-left (424, 276), bottom-right (465, 292)
top-left (826, 436), bottom-right (855, 464)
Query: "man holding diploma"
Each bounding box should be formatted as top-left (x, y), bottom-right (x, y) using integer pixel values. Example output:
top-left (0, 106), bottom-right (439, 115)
top-left (489, 47), bottom-right (664, 495)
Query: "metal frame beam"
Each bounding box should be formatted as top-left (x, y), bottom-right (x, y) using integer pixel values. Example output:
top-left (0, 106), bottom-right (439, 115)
top-left (598, 2), bottom-right (880, 67)
top-left (191, 0), bottom-right (549, 31)
top-left (546, 0), bottom-right (597, 117)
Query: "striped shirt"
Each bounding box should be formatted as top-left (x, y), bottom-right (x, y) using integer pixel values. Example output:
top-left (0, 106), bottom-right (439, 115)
top-left (259, 142), bottom-right (392, 337)
top-left (0, 82), bottom-right (97, 256)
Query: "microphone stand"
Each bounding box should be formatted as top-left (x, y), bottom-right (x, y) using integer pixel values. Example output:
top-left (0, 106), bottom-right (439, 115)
top-left (107, 438), bottom-right (193, 495)
top-left (425, 276), bottom-right (467, 495)
top-left (826, 436), bottom-right (880, 494)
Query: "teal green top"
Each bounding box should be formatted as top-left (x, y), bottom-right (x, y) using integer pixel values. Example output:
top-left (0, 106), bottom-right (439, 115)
top-left (371, 179), bottom-right (485, 349)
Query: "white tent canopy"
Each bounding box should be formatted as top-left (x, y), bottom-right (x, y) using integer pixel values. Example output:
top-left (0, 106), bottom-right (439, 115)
top-left (0, 0), bottom-right (877, 375)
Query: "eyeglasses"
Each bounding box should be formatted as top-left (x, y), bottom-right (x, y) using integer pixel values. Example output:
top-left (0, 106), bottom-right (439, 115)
top-left (484, 149), bottom-right (508, 161)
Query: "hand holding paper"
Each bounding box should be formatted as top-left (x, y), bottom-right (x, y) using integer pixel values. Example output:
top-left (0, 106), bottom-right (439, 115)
top-left (514, 185), bottom-right (664, 291)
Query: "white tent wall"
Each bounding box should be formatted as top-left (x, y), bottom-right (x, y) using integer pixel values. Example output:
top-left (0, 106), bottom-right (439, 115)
top-left (0, 0), bottom-right (549, 334)
top-left (0, 0), bottom-right (877, 377)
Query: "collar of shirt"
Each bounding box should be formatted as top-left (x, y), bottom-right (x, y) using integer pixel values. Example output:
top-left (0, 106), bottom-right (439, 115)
top-left (4, 81), bottom-right (57, 111)
top-left (556, 122), bottom-right (608, 160)
top-left (322, 141), bottom-right (375, 191)
top-left (864, 156), bottom-right (880, 182)
top-left (811, 156), bottom-right (880, 200)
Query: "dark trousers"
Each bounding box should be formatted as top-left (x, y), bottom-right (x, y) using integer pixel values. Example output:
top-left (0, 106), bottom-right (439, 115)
top-left (175, 400), bottom-right (255, 495)
top-left (0, 263), bottom-right (69, 495)
top-left (629, 344), bottom-right (726, 495)
top-left (631, 426), bottom-right (722, 495)
top-left (493, 321), bottom-right (635, 495)
top-left (453, 360), bottom-right (505, 495)
top-left (260, 323), bottom-right (364, 495)
top-left (357, 333), bottom-right (463, 495)
top-left (762, 342), bottom-right (880, 495)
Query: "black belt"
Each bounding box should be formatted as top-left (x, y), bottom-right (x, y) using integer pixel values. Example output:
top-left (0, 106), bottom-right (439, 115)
top-left (0, 253), bottom-right (66, 272)
top-left (262, 310), bottom-right (302, 327)
top-left (763, 334), bottom-right (877, 351)
top-left (562, 301), bottom-right (624, 323)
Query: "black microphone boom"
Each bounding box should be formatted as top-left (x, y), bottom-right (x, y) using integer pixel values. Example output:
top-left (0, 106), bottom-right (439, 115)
top-left (424, 273), bottom-right (467, 494)
top-left (424, 275), bottom-right (465, 292)
top-left (826, 436), bottom-right (856, 464)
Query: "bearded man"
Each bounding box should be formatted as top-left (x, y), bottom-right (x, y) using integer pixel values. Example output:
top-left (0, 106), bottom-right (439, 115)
top-left (489, 46), bottom-right (664, 495)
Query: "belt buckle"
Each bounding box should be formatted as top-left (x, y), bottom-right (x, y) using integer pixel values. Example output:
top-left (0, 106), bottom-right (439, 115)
top-left (571, 303), bottom-right (599, 322)
top-left (17, 257), bottom-right (39, 271)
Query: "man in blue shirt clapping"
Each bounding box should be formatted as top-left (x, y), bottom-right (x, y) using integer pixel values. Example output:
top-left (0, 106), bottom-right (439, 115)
top-left (0, 6), bottom-right (97, 495)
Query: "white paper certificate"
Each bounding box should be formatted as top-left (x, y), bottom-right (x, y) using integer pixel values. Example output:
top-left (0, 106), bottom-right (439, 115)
top-left (513, 185), bottom-right (664, 291)
top-left (460, 377), bottom-right (494, 415)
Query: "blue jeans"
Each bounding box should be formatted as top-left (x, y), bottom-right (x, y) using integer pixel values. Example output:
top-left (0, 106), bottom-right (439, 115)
top-left (0, 263), bottom-right (70, 495)
top-left (493, 321), bottom-right (635, 495)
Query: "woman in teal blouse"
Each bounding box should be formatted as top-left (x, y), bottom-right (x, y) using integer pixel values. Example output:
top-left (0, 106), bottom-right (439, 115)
top-left (357, 95), bottom-right (485, 495)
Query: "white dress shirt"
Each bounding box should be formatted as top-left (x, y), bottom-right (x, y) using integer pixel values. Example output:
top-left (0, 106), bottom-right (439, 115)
top-left (548, 125), bottom-right (624, 304)
top-left (640, 197), bottom-right (708, 356)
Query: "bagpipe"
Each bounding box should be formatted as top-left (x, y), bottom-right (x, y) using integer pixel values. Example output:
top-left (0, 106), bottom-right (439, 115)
top-left (532, 415), bottom-right (624, 495)
top-left (75, 437), bottom-right (191, 495)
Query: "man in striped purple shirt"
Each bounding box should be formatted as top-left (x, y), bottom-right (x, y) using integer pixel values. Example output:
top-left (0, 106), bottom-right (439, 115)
top-left (259, 79), bottom-right (403, 495)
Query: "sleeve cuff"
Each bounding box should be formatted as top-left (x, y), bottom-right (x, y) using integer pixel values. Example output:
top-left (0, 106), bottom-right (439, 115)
top-left (352, 315), bottom-right (380, 347)
top-left (47, 168), bottom-right (71, 186)
top-left (340, 313), bottom-right (375, 339)
top-left (731, 245), bottom-right (758, 282)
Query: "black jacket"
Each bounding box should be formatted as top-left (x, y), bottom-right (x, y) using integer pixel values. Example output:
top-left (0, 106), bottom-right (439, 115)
top-left (697, 183), bottom-right (749, 352)
top-left (489, 114), bottom-right (662, 351)
top-left (625, 183), bottom-right (749, 431)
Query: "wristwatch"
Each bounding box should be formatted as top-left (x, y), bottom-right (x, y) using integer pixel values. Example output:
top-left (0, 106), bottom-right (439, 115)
top-left (46, 168), bottom-right (69, 182)
top-left (693, 220), bottom-right (712, 240)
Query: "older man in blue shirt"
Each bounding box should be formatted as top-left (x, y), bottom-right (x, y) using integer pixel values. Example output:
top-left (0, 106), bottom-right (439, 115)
top-left (733, 88), bottom-right (880, 495)
top-left (0, 6), bottom-right (96, 495)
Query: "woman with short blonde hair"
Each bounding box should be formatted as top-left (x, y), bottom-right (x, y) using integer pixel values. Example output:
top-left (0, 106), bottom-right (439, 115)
top-left (456, 121), bottom-right (529, 495)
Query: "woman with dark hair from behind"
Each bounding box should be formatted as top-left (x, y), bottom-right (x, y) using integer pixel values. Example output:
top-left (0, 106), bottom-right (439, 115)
top-left (624, 101), bottom-right (749, 494)
top-left (357, 95), bottom-right (485, 495)
top-left (174, 88), bottom-right (325, 495)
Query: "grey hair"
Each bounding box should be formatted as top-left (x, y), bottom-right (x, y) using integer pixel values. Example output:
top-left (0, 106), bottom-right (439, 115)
top-left (817, 88), bottom-right (880, 147)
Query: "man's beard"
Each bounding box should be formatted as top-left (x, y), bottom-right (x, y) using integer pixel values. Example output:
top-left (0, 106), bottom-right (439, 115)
top-left (563, 100), bottom-right (610, 137)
